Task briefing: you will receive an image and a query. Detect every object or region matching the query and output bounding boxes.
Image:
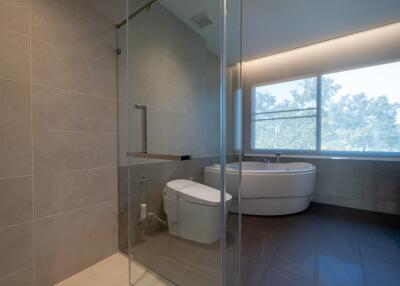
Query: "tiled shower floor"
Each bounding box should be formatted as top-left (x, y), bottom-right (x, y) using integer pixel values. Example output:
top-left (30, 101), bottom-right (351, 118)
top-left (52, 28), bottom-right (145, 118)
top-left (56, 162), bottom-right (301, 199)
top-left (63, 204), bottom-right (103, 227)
top-left (56, 253), bottom-right (173, 286)
top-left (130, 203), bottom-right (400, 286)
top-left (130, 230), bottom-right (237, 286)
top-left (128, 211), bottom-right (241, 286)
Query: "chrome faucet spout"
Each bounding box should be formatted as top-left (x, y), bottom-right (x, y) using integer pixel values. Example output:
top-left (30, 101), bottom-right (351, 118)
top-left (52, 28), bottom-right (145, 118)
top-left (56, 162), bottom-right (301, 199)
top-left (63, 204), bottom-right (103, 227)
top-left (275, 152), bottom-right (282, 163)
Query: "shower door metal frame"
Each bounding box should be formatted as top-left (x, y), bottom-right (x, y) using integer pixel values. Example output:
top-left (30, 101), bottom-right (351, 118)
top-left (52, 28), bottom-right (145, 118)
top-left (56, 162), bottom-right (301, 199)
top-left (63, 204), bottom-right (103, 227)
top-left (219, 0), bottom-right (227, 285)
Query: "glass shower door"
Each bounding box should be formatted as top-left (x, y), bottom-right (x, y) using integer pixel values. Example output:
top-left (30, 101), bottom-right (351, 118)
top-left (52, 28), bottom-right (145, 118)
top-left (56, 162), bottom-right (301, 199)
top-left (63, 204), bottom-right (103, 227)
top-left (225, 0), bottom-right (243, 285)
top-left (117, 0), bottom-right (242, 285)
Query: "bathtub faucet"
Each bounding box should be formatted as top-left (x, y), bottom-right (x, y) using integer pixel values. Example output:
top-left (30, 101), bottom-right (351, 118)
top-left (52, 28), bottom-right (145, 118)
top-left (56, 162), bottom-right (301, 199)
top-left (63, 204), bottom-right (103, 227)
top-left (275, 152), bottom-right (282, 163)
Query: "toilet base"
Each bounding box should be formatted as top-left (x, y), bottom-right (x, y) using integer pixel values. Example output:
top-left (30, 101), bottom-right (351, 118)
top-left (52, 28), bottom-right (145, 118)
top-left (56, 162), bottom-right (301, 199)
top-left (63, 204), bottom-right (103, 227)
top-left (164, 197), bottom-right (231, 244)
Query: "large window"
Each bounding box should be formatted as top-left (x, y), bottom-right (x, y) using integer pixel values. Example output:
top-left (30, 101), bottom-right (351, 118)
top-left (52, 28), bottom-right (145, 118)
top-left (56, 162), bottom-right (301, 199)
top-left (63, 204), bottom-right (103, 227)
top-left (251, 77), bottom-right (317, 150)
top-left (251, 61), bottom-right (400, 155)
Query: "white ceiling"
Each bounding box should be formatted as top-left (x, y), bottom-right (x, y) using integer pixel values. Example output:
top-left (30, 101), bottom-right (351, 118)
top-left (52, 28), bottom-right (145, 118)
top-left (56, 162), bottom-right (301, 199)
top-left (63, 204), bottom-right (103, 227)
top-left (158, 0), bottom-right (400, 62)
top-left (244, 0), bottom-right (400, 61)
top-left (159, 0), bottom-right (220, 53)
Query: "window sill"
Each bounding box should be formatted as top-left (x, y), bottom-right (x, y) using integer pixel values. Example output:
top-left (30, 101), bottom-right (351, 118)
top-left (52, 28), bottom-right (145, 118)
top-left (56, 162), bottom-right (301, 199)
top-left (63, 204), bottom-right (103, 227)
top-left (244, 153), bottom-right (400, 162)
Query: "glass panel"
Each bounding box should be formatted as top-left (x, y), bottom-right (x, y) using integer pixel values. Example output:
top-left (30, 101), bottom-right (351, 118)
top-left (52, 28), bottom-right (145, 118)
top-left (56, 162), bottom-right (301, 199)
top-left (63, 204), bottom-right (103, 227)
top-left (252, 77), bottom-right (317, 150)
top-left (118, 0), bottom-right (242, 285)
top-left (321, 61), bottom-right (400, 152)
top-left (226, 0), bottom-right (242, 284)
top-left (253, 117), bottom-right (316, 150)
top-left (253, 77), bottom-right (317, 113)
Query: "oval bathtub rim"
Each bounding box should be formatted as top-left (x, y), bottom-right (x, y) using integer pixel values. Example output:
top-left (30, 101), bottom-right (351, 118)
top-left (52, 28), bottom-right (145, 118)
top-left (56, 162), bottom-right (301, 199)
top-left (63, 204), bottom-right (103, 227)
top-left (205, 162), bottom-right (317, 175)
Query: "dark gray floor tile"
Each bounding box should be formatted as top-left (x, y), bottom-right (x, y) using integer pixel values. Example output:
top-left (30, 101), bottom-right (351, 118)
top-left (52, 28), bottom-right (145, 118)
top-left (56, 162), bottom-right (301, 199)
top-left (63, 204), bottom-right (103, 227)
top-left (241, 257), bottom-right (268, 286)
top-left (314, 250), bottom-right (365, 286)
top-left (363, 258), bottom-right (400, 286)
top-left (273, 237), bottom-right (315, 280)
top-left (180, 267), bottom-right (219, 286)
top-left (191, 246), bottom-right (220, 278)
top-left (259, 267), bottom-right (315, 286)
top-left (271, 235), bottom-right (366, 286)
top-left (133, 232), bottom-right (171, 269)
top-left (359, 240), bottom-right (400, 264)
top-left (155, 257), bottom-right (188, 285)
top-left (129, 203), bottom-right (399, 286)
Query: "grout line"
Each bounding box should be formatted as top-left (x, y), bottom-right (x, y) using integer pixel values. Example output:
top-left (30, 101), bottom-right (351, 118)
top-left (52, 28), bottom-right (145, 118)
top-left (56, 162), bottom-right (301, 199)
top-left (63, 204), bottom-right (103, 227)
top-left (355, 223), bottom-right (369, 285)
top-left (31, 82), bottom-right (118, 103)
top-left (0, 26), bottom-right (29, 39)
top-left (0, 174), bottom-right (32, 180)
top-left (0, 127), bottom-right (117, 135)
top-left (0, 266), bottom-right (33, 281)
top-left (0, 220), bottom-right (33, 232)
top-left (27, 0), bottom-right (36, 283)
top-left (33, 166), bottom-right (118, 175)
top-left (34, 199), bottom-right (117, 222)
top-left (31, 128), bottom-right (117, 135)
top-left (34, 166), bottom-right (118, 175)
top-left (0, 76), bottom-right (29, 83)
top-left (0, 198), bottom-right (117, 231)
top-left (0, 127), bottom-right (31, 132)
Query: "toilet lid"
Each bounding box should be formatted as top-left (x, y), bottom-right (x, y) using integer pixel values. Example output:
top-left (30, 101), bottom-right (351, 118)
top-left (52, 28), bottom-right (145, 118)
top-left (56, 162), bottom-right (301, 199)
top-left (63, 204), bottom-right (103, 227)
top-left (165, 179), bottom-right (232, 206)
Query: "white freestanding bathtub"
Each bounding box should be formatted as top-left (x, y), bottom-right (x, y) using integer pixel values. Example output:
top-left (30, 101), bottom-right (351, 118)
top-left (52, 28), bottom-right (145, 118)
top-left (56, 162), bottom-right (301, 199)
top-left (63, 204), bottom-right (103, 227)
top-left (204, 161), bottom-right (316, 215)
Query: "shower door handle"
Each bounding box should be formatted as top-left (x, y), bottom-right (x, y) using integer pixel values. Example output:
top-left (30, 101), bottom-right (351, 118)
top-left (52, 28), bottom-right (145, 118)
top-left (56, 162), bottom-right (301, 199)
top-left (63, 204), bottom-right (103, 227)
top-left (128, 104), bottom-right (191, 161)
top-left (134, 104), bottom-right (147, 153)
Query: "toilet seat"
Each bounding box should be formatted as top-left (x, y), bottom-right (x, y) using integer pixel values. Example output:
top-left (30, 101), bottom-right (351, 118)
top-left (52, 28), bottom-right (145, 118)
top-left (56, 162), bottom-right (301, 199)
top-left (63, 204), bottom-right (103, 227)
top-left (164, 179), bottom-right (232, 206)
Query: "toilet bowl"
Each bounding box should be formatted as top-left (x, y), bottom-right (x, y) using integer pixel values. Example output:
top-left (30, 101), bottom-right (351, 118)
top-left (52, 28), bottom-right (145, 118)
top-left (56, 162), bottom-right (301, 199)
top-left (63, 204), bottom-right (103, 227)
top-left (163, 179), bottom-right (232, 244)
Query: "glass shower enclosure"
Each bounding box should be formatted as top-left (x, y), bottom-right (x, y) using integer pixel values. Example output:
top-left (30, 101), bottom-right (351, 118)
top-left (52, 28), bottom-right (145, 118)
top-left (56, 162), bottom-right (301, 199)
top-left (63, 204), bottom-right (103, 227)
top-left (116, 0), bottom-right (242, 285)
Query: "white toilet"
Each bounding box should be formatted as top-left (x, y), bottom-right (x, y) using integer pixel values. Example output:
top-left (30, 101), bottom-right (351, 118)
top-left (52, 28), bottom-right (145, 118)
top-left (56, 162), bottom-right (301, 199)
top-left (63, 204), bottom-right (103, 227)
top-left (163, 179), bottom-right (232, 244)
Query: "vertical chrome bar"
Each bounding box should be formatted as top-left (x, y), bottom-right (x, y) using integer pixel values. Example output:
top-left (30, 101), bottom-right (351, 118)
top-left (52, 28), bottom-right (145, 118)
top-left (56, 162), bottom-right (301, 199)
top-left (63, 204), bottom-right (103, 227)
top-left (142, 106), bottom-right (147, 153)
top-left (125, 0), bottom-right (133, 284)
top-left (219, 0), bottom-right (227, 285)
top-left (316, 75), bottom-right (322, 151)
top-left (134, 104), bottom-right (148, 153)
top-left (237, 0), bottom-right (243, 279)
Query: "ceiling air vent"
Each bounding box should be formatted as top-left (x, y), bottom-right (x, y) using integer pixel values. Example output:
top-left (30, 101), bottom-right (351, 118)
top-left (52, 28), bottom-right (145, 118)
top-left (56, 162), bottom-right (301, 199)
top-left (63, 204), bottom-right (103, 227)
top-left (191, 12), bottom-right (213, 28)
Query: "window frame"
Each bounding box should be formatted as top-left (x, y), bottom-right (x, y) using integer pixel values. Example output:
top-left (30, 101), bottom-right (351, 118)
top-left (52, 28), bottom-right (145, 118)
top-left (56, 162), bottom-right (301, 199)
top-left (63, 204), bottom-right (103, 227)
top-left (250, 75), bottom-right (320, 153)
top-left (249, 67), bottom-right (400, 159)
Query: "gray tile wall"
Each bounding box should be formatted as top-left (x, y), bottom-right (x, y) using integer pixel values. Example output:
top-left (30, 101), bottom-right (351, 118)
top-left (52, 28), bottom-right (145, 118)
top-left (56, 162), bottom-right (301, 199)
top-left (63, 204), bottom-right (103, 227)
top-left (117, 4), bottom-right (221, 167)
top-left (0, 1), bottom-right (123, 285)
top-left (245, 156), bottom-right (400, 215)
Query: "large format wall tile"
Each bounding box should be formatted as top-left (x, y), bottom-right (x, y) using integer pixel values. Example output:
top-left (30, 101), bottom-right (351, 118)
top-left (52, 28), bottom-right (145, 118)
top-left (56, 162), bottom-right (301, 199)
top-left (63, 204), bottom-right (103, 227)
top-left (0, 28), bottom-right (30, 82)
top-left (33, 131), bottom-right (117, 172)
top-left (32, 85), bottom-right (117, 132)
top-left (0, 176), bottom-right (32, 228)
top-left (0, 129), bottom-right (32, 178)
top-left (31, 3), bottom-right (117, 98)
top-left (34, 167), bottom-right (117, 218)
top-left (0, 267), bottom-right (34, 286)
top-left (31, 0), bottom-right (92, 46)
top-left (50, 0), bottom-right (123, 27)
top-left (0, 79), bottom-right (30, 129)
top-left (0, 222), bottom-right (33, 278)
top-left (35, 201), bottom-right (117, 286)
top-left (31, 36), bottom-right (116, 100)
top-left (0, 0), bottom-right (30, 36)
top-left (0, 0), bottom-right (120, 284)
top-left (31, 0), bottom-right (117, 100)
